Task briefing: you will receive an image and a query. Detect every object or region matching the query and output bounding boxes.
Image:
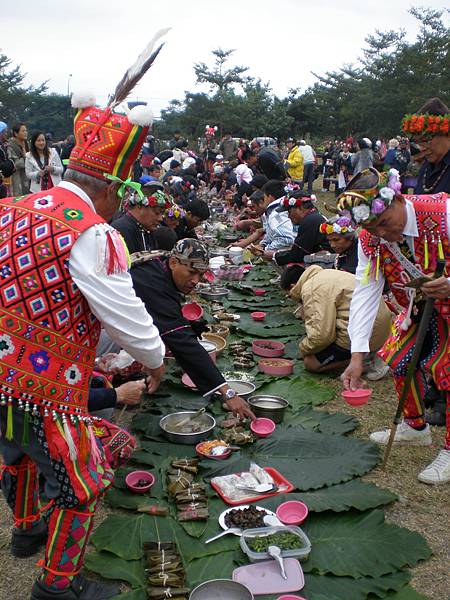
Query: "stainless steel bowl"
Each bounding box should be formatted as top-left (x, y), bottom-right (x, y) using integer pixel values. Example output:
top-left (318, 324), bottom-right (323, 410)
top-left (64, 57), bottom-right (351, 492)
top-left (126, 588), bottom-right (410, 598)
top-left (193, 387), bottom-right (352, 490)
top-left (210, 248), bottom-right (229, 258)
top-left (189, 579), bottom-right (253, 600)
top-left (199, 286), bottom-right (230, 301)
top-left (226, 380), bottom-right (256, 399)
top-left (247, 395), bottom-right (289, 424)
top-left (159, 411), bottom-right (216, 444)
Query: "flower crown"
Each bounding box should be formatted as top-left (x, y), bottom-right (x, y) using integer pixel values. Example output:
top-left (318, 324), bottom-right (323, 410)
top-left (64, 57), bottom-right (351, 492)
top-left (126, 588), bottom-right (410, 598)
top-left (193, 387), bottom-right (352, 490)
top-left (320, 216), bottom-right (355, 235)
top-left (281, 194), bottom-right (316, 209)
top-left (165, 204), bottom-right (185, 219)
top-left (402, 113), bottom-right (450, 136)
top-left (127, 188), bottom-right (171, 209)
top-left (336, 168), bottom-right (401, 225)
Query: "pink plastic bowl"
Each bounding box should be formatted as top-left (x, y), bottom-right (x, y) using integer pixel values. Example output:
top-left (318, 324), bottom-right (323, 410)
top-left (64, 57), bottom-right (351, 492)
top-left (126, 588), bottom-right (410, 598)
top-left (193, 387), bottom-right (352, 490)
top-left (259, 358), bottom-right (294, 377)
top-left (251, 311), bottom-right (267, 321)
top-left (250, 417), bottom-right (276, 438)
top-left (252, 340), bottom-right (285, 358)
top-left (276, 500), bottom-right (309, 525)
top-left (125, 470), bottom-right (155, 494)
top-left (253, 288), bottom-right (267, 296)
top-left (182, 302), bottom-right (204, 321)
top-left (276, 596), bottom-right (307, 600)
top-left (341, 388), bottom-right (372, 406)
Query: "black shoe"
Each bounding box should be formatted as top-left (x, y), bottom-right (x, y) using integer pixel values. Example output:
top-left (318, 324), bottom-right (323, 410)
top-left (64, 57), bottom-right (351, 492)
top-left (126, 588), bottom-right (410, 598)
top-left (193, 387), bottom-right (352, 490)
top-left (11, 519), bottom-right (48, 558)
top-left (30, 574), bottom-right (120, 600)
top-left (426, 394), bottom-right (446, 427)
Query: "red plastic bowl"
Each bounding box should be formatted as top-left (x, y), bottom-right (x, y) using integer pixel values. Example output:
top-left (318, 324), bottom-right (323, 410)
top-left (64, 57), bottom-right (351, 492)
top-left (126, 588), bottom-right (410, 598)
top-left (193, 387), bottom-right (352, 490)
top-left (251, 311), bottom-right (266, 321)
top-left (250, 417), bottom-right (276, 438)
top-left (342, 388), bottom-right (372, 406)
top-left (125, 470), bottom-right (155, 494)
top-left (252, 339), bottom-right (285, 358)
top-left (259, 358), bottom-right (294, 376)
top-left (276, 596), bottom-right (307, 600)
top-left (276, 500), bottom-right (309, 526)
top-left (182, 302), bottom-right (204, 321)
top-left (253, 288), bottom-right (267, 296)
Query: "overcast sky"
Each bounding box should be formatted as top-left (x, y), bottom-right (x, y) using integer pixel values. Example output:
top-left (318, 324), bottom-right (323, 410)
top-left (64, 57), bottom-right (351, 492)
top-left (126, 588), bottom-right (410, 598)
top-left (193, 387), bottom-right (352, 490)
top-left (2, 0), bottom-right (448, 116)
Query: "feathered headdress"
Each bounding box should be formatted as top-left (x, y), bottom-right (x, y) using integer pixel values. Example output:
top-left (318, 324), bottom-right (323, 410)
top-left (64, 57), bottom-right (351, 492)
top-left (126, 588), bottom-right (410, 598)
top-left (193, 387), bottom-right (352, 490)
top-left (68, 29), bottom-right (170, 181)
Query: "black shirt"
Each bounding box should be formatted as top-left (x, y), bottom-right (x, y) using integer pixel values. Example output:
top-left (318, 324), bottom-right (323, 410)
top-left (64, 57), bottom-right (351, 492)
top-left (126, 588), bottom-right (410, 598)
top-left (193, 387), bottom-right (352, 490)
top-left (112, 212), bottom-right (156, 254)
top-left (257, 148), bottom-right (285, 181)
top-left (334, 238), bottom-right (358, 274)
top-left (274, 210), bottom-right (331, 266)
top-left (175, 216), bottom-right (198, 241)
top-left (415, 149), bottom-right (450, 194)
top-left (130, 258), bottom-right (225, 395)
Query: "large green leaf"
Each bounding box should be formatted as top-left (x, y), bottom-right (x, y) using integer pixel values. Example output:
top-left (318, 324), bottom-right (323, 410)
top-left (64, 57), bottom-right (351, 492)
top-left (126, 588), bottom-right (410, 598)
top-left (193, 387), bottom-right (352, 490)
top-left (258, 480), bottom-right (397, 513)
top-left (256, 376), bottom-right (335, 407)
top-left (92, 514), bottom-right (149, 560)
top-left (111, 590), bottom-right (147, 600)
top-left (134, 440), bottom-right (197, 460)
top-left (200, 427), bottom-right (380, 490)
top-left (187, 550), bottom-right (241, 589)
top-left (287, 406), bottom-right (359, 435)
top-left (381, 586), bottom-right (430, 600)
top-left (302, 509), bottom-right (432, 577)
top-left (303, 571), bottom-right (411, 600)
top-left (257, 480), bottom-right (395, 514)
top-left (85, 551), bottom-right (146, 588)
top-left (105, 487), bottom-right (163, 511)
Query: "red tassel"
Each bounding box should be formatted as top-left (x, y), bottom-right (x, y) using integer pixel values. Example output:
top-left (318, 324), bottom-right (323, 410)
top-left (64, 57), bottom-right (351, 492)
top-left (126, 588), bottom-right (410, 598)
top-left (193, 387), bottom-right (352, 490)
top-left (106, 231), bottom-right (117, 275)
top-left (78, 422), bottom-right (90, 462)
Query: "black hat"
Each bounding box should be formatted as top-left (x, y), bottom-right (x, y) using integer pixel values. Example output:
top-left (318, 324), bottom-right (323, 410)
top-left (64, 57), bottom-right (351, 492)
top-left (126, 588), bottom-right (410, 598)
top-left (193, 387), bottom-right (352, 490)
top-left (250, 174), bottom-right (269, 189)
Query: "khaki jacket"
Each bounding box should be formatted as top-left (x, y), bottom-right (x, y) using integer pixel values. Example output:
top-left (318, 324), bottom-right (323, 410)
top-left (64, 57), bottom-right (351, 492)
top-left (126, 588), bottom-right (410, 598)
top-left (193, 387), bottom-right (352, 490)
top-left (290, 266), bottom-right (391, 355)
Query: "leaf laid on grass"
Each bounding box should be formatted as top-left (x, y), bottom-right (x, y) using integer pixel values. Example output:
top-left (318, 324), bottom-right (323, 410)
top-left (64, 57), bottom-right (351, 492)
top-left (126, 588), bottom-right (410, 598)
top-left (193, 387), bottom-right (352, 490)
top-left (85, 551), bottom-right (146, 588)
top-left (287, 406), bottom-right (358, 435)
top-left (91, 514), bottom-right (147, 560)
top-left (110, 589), bottom-right (148, 600)
top-left (200, 428), bottom-right (380, 490)
top-left (381, 585), bottom-right (431, 599)
top-left (302, 509), bottom-right (432, 578)
top-left (302, 571), bottom-right (411, 600)
top-left (105, 487), bottom-right (159, 511)
top-left (257, 480), bottom-right (397, 513)
top-left (256, 376), bottom-right (335, 407)
top-left (186, 550), bottom-right (240, 589)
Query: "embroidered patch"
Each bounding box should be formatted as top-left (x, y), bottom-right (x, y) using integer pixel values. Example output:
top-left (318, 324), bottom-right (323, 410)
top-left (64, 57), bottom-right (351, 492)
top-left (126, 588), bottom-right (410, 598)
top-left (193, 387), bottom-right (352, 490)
top-left (33, 196), bottom-right (54, 210)
top-left (64, 364), bottom-right (82, 385)
top-left (63, 208), bottom-right (83, 221)
top-left (29, 350), bottom-right (50, 374)
top-left (0, 334), bottom-right (15, 358)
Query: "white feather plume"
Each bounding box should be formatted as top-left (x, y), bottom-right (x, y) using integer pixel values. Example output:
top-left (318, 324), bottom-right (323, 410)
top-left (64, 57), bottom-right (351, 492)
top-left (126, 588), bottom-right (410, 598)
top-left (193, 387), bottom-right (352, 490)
top-left (108, 28), bottom-right (170, 108)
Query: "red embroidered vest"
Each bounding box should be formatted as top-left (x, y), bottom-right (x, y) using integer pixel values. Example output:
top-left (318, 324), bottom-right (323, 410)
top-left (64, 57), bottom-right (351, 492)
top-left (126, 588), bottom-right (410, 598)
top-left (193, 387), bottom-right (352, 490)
top-left (359, 193), bottom-right (450, 320)
top-left (0, 187), bottom-right (104, 417)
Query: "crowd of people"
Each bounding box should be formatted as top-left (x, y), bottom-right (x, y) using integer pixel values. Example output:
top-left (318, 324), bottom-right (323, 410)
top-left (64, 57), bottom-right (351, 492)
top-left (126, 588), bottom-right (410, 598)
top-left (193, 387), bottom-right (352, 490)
top-left (0, 60), bottom-right (449, 600)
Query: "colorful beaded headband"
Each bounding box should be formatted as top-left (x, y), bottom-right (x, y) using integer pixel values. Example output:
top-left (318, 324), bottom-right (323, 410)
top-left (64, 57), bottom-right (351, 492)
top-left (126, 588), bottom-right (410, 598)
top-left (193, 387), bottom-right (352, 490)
top-left (165, 204), bottom-right (185, 219)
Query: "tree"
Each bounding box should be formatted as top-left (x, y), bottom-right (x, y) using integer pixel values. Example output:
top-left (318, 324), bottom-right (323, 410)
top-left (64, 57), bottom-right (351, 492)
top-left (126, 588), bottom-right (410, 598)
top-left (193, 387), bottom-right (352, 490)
top-left (193, 48), bottom-right (250, 94)
top-left (0, 52), bottom-right (72, 139)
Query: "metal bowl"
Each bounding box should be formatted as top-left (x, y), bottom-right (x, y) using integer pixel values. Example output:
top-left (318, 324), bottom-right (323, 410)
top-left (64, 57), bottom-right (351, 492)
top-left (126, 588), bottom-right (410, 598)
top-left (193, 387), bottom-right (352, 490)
top-left (189, 579), bottom-right (253, 600)
top-left (210, 248), bottom-right (229, 258)
top-left (226, 380), bottom-right (256, 399)
top-left (248, 395), bottom-right (289, 424)
top-left (199, 286), bottom-right (230, 301)
top-left (159, 411), bottom-right (216, 445)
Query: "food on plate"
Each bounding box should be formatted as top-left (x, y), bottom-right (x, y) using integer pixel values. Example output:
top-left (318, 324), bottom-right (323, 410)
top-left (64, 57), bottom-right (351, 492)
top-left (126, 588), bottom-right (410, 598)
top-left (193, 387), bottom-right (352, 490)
top-left (197, 439), bottom-right (229, 456)
top-left (224, 505), bottom-right (268, 529)
top-left (246, 531), bottom-right (305, 553)
top-left (163, 415), bottom-right (212, 434)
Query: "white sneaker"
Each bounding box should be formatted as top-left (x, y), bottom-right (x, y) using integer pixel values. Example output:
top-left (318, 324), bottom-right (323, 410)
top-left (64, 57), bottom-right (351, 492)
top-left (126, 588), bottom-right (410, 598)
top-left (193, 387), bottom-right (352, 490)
top-left (418, 449), bottom-right (450, 485)
top-left (369, 420), bottom-right (432, 446)
top-left (366, 355), bottom-right (391, 381)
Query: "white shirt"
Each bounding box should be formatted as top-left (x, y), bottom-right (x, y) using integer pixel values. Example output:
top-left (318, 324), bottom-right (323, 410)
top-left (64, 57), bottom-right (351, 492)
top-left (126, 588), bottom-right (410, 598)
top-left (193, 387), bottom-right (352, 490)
top-left (348, 198), bottom-right (450, 352)
top-left (299, 144), bottom-right (315, 164)
top-left (261, 198), bottom-right (295, 251)
top-left (25, 148), bottom-right (64, 193)
top-left (59, 181), bottom-right (165, 369)
top-left (235, 163), bottom-right (254, 185)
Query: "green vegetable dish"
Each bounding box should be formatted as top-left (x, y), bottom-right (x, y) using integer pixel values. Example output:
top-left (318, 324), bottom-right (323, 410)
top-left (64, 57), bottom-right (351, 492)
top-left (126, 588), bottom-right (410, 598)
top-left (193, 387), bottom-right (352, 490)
top-left (246, 531), bottom-right (304, 553)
